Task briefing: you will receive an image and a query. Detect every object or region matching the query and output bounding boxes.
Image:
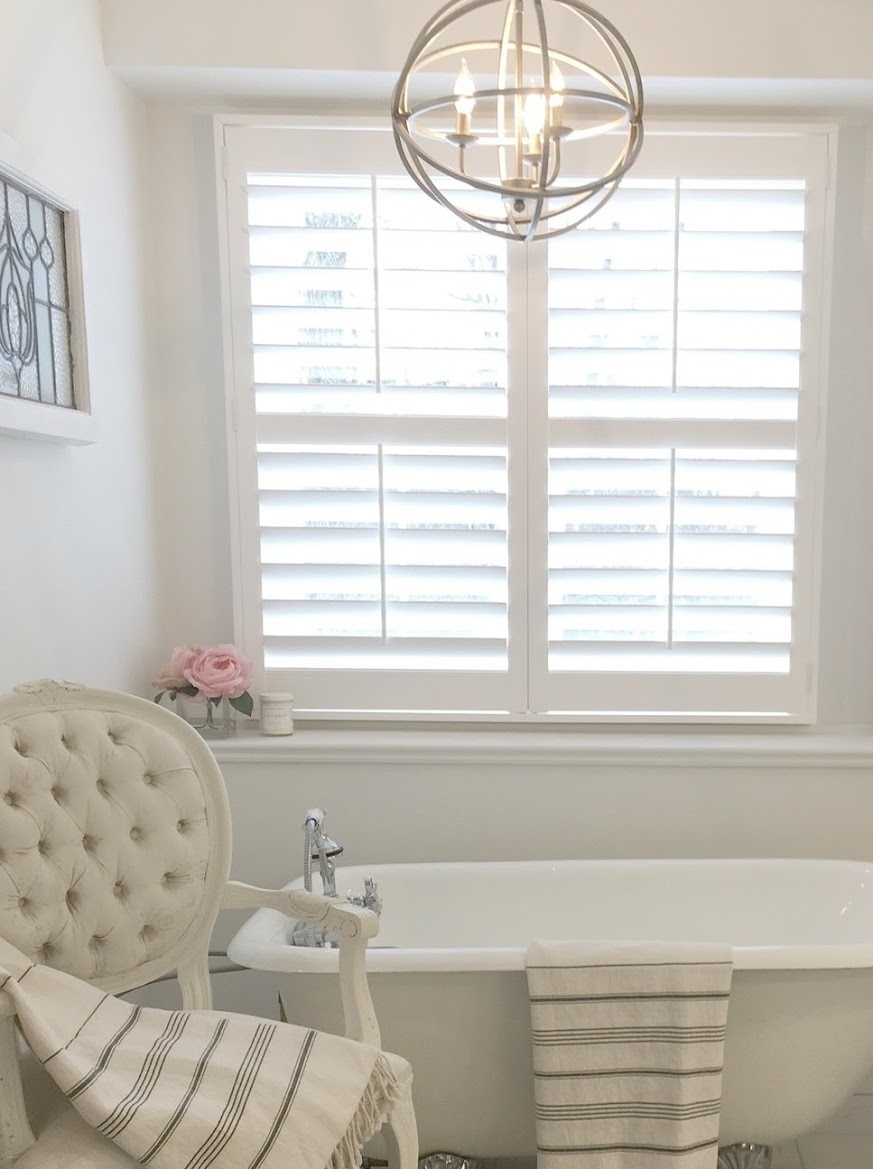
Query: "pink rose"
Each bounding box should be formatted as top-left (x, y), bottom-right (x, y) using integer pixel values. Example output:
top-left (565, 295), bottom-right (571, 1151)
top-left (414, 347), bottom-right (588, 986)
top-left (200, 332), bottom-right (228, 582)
top-left (152, 644), bottom-right (201, 691)
top-left (184, 644), bottom-right (253, 700)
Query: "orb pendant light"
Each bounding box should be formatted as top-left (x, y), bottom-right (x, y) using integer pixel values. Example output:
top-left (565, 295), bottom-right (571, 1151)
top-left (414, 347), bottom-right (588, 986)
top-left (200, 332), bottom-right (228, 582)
top-left (391, 0), bottom-right (644, 241)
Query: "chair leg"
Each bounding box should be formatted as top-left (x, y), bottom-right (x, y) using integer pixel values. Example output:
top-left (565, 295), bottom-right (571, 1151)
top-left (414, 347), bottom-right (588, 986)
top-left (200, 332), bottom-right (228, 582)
top-left (381, 1086), bottom-right (418, 1169)
top-left (0, 1016), bottom-right (35, 1168)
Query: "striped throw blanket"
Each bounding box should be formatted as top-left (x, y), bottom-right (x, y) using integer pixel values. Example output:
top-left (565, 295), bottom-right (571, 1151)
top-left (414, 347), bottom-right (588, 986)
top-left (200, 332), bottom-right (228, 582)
top-left (0, 939), bottom-right (400, 1169)
top-left (526, 941), bottom-right (733, 1169)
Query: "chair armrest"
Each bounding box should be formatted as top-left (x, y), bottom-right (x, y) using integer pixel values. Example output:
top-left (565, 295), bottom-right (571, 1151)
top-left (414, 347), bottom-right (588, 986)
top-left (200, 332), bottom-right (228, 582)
top-left (222, 880), bottom-right (382, 1047)
top-left (222, 881), bottom-right (380, 941)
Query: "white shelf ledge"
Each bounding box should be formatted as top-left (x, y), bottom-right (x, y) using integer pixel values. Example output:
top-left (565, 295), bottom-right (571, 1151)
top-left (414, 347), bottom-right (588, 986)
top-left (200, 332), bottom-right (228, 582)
top-left (210, 727), bottom-right (873, 769)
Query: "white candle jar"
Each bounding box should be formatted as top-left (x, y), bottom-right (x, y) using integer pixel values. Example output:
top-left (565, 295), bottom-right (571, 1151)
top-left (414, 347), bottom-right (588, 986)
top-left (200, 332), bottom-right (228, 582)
top-left (259, 693), bottom-right (294, 735)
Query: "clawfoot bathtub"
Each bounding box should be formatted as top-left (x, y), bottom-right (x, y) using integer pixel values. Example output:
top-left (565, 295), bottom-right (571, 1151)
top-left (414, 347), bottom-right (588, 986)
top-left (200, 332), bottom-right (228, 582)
top-left (228, 859), bottom-right (873, 1162)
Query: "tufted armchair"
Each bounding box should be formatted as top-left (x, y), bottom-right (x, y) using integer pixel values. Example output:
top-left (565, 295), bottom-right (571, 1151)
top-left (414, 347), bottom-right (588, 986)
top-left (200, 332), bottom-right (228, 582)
top-left (0, 681), bottom-right (416, 1169)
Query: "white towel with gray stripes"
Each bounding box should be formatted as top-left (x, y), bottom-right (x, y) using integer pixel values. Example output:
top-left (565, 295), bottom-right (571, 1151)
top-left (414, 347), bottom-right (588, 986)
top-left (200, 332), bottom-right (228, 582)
top-left (526, 940), bottom-right (733, 1169)
top-left (0, 938), bottom-right (400, 1169)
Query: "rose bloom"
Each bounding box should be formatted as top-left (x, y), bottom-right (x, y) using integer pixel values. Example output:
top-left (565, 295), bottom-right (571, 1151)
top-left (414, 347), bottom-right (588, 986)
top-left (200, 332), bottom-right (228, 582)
top-left (151, 644), bottom-right (201, 691)
top-left (184, 645), bottom-right (253, 700)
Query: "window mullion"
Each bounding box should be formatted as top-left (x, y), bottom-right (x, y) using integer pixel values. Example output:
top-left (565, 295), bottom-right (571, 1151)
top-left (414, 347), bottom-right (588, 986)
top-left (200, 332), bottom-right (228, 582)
top-left (522, 240), bottom-right (550, 713)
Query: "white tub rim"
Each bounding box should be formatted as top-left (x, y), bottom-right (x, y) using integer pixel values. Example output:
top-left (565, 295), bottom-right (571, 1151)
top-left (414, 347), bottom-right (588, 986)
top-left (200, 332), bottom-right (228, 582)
top-left (227, 857), bottom-right (873, 974)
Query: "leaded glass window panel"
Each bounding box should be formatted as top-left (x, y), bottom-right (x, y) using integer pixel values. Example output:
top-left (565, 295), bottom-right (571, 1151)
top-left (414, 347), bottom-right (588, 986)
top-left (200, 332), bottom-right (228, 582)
top-left (0, 172), bottom-right (75, 408)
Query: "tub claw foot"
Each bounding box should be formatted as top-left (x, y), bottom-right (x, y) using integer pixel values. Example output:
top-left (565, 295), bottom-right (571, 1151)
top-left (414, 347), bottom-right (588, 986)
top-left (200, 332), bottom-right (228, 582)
top-left (717, 1144), bottom-right (772, 1169)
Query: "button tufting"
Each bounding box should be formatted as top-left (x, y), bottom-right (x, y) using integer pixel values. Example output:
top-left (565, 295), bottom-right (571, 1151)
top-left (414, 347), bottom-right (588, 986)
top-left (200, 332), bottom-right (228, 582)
top-left (143, 772), bottom-right (155, 785)
top-left (37, 839), bottom-right (48, 855)
top-left (176, 819), bottom-right (188, 833)
top-left (82, 835), bottom-right (95, 853)
top-left (17, 897), bottom-right (28, 910)
top-left (14, 742), bottom-right (26, 757)
top-left (51, 786), bottom-right (63, 801)
top-left (96, 778), bottom-right (108, 794)
top-left (129, 827), bottom-right (142, 842)
top-left (3, 793), bottom-right (14, 806)
top-left (65, 890), bottom-right (76, 906)
top-left (113, 880), bottom-right (126, 898)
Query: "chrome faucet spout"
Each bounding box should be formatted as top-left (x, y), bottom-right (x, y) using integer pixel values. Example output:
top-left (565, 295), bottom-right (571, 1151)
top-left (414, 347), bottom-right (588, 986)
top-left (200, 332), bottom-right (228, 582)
top-left (293, 808), bottom-right (381, 947)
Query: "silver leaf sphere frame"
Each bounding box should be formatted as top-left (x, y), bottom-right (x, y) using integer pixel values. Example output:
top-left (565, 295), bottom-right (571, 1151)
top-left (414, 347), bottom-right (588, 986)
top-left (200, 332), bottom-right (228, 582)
top-left (391, 0), bottom-right (644, 241)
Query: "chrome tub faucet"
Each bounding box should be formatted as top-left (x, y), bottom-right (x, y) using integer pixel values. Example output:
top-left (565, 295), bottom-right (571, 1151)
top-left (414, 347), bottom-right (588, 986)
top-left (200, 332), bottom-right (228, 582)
top-left (292, 809), bottom-right (381, 947)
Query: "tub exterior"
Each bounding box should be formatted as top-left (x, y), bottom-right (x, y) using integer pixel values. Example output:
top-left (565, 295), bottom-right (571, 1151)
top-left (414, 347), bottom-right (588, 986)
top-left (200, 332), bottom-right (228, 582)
top-left (228, 859), bottom-right (873, 1158)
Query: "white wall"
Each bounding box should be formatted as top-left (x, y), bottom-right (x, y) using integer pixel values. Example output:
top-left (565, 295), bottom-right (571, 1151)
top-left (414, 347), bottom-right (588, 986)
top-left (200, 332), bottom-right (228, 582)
top-left (102, 0), bottom-right (873, 84)
top-left (0, 0), bottom-right (158, 693)
top-left (144, 105), bottom-right (235, 659)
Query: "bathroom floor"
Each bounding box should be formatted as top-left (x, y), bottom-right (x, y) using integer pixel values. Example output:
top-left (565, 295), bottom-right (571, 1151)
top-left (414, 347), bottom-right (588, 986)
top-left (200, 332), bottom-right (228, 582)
top-left (773, 1081), bottom-right (873, 1168)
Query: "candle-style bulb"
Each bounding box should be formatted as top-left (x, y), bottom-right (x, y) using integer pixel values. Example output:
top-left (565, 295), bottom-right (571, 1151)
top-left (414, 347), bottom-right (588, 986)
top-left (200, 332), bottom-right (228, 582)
top-left (454, 58), bottom-right (476, 118)
top-left (549, 61), bottom-right (565, 110)
top-left (523, 91), bottom-right (546, 139)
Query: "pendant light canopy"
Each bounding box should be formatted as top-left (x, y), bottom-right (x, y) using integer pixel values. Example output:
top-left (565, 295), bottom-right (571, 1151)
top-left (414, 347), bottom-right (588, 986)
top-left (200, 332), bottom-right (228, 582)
top-left (391, 0), bottom-right (644, 241)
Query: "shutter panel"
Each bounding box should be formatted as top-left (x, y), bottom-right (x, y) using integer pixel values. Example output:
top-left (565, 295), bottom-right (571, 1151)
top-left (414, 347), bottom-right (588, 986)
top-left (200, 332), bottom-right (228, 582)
top-left (246, 173), bottom-right (512, 702)
top-left (542, 173), bottom-right (816, 713)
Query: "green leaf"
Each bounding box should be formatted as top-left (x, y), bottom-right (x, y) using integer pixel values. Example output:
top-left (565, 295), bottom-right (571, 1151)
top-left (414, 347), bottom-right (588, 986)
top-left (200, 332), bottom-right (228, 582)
top-left (153, 691), bottom-right (165, 705)
top-left (177, 685), bottom-right (199, 697)
top-left (229, 691), bottom-right (254, 717)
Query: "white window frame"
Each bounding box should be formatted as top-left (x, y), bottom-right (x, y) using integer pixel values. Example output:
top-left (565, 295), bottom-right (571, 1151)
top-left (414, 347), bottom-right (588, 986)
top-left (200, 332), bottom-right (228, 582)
top-left (0, 139), bottom-right (93, 445)
top-left (215, 113), bottom-right (834, 724)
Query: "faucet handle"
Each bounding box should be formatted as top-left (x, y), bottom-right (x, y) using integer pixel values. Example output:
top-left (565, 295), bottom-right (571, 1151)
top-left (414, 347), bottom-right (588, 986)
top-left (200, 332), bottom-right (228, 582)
top-left (347, 881), bottom-right (380, 915)
top-left (361, 876), bottom-right (382, 916)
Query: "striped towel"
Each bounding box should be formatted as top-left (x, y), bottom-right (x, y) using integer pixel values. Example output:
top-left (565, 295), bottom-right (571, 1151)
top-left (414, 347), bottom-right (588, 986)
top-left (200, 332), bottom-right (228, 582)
top-left (0, 938), bottom-right (400, 1169)
top-left (526, 940), bottom-right (733, 1169)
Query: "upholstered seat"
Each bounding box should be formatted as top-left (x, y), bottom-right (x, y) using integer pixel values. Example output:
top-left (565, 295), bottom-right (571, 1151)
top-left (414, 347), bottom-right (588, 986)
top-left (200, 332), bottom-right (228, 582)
top-left (0, 681), bottom-right (417, 1169)
top-left (16, 1107), bottom-right (141, 1169)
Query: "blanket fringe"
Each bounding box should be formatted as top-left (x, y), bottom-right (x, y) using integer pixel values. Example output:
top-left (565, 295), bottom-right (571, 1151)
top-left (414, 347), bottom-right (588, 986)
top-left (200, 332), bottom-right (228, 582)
top-left (329, 1054), bottom-right (404, 1169)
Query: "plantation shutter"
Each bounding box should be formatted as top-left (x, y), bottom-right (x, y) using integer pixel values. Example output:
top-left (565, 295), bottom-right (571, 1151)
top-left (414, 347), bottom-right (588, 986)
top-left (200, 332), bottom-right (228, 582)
top-left (222, 125), bottom-right (524, 713)
top-left (531, 134), bottom-right (828, 717)
top-left (220, 121), bottom-right (829, 719)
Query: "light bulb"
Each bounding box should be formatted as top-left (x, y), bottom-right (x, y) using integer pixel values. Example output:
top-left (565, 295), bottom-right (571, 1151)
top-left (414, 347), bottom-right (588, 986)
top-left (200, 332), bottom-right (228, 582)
top-left (523, 92), bottom-right (546, 136)
top-left (525, 90), bottom-right (546, 160)
top-left (549, 61), bottom-right (565, 110)
top-left (549, 61), bottom-right (565, 130)
top-left (454, 58), bottom-right (476, 119)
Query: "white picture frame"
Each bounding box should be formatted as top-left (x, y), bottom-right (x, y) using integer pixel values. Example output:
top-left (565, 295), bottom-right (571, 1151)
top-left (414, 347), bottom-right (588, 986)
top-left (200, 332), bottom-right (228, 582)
top-left (0, 143), bottom-right (94, 445)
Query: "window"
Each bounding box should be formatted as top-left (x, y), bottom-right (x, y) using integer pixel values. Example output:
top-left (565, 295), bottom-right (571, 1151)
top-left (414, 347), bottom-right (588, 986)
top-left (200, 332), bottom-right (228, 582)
top-left (0, 160), bottom-right (92, 444)
top-left (217, 119), bottom-right (831, 721)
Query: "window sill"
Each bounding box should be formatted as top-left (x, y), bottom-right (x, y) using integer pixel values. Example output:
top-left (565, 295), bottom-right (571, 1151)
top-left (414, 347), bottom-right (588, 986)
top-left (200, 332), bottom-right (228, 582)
top-left (210, 726), bottom-right (873, 769)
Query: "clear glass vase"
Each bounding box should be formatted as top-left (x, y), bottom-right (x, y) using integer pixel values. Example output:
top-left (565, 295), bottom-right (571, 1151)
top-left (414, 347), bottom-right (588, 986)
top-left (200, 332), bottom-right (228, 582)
top-left (175, 694), bottom-right (235, 739)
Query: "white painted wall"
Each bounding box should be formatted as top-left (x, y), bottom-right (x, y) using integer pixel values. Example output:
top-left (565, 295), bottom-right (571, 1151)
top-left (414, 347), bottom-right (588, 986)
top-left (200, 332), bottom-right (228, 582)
top-left (0, 0), bottom-right (157, 693)
top-left (102, 0), bottom-right (873, 83)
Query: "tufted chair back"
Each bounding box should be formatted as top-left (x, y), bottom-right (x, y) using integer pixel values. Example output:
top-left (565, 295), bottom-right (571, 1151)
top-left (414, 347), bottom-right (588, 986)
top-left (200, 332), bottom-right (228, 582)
top-left (0, 681), bottom-right (232, 997)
